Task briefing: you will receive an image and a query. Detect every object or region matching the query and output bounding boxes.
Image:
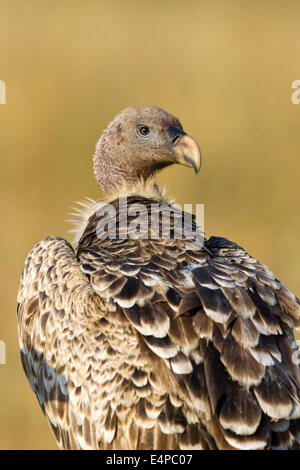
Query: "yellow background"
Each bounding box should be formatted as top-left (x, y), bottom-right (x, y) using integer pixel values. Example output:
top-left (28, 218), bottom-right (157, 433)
top-left (0, 0), bottom-right (299, 449)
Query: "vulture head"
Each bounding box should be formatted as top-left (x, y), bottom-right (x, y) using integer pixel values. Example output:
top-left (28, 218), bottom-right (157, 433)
top-left (93, 105), bottom-right (201, 192)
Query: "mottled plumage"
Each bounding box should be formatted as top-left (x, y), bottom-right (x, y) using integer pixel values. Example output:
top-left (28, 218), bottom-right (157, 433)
top-left (17, 106), bottom-right (300, 449)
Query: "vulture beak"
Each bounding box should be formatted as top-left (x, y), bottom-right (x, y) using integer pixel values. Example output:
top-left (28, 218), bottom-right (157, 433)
top-left (168, 127), bottom-right (202, 174)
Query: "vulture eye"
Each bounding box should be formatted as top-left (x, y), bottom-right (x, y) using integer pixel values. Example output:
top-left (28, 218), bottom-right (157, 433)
top-left (137, 126), bottom-right (151, 138)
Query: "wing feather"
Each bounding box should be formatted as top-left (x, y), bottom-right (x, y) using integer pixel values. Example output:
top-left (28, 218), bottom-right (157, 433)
top-left (17, 236), bottom-right (105, 449)
top-left (78, 217), bottom-right (300, 449)
top-left (18, 198), bottom-right (300, 450)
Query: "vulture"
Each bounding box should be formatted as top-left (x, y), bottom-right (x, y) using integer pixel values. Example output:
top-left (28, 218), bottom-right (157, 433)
top-left (17, 105), bottom-right (300, 450)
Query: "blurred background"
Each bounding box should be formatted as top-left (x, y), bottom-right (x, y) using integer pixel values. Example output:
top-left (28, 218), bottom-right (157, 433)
top-left (0, 0), bottom-right (299, 449)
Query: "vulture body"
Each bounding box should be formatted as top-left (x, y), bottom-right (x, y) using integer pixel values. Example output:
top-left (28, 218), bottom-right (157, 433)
top-left (17, 106), bottom-right (300, 450)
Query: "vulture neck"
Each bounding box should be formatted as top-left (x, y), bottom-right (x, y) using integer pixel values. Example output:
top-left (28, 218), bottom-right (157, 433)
top-left (93, 132), bottom-right (167, 195)
top-left (94, 150), bottom-right (160, 196)
top-left (96, 162), bottom-right (146, 194)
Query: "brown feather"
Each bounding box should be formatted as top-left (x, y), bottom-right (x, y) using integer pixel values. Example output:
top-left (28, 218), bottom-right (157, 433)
top-left (17, 106), bottom-right (300, 450)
